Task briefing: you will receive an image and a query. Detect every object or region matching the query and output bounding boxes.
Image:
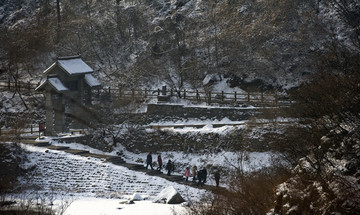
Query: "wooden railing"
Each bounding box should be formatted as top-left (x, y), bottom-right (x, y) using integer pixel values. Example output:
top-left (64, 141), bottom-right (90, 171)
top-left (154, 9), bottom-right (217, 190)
top-left (94, 87), bottom-right (292, 106)
top-left (0, 81), bottom-right (292, 106)
top-left (0, 80), bottom-right (40, 93)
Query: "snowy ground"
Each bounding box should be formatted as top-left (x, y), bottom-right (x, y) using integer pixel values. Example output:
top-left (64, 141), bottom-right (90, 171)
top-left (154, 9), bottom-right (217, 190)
top-left (64, 198), bottom-right (187, 215)
top-left (50, 139), bottom-right (277, 185)
top-left (12, 143), bottom-right (204, 214)
top-left (5, 139), bottom-right (277, 215)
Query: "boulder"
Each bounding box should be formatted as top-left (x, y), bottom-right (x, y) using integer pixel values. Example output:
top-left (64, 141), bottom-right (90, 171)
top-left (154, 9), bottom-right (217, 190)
top-left (152, 186), bottom-right (185, 204)
top-left (131, 193), bottom-right (143, 201)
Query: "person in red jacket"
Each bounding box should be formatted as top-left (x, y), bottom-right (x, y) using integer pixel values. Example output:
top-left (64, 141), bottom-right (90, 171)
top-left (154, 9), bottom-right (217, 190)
top-left (184, 167), bottom-right (190, 181)
top-left (157, 154), bottom-right (163, 171)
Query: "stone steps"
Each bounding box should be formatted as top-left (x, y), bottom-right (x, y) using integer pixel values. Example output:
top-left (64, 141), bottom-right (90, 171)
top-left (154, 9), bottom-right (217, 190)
top-left (21, 140), bottom-right (218, 192)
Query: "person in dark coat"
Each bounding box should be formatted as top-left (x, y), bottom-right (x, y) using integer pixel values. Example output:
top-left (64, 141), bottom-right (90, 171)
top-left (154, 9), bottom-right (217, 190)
top-left (197, 169), bottom-right (203, 186)
top-left (202, 167), bottom-right (207, 184)
top-left (146, 152), bottom-right (154, 170)
top-left (214, 170), bottom-right (220, 187)
top-left (166, 160), bottom-right (173, 176)
top-left (157, 154), bottom-right (163, 171)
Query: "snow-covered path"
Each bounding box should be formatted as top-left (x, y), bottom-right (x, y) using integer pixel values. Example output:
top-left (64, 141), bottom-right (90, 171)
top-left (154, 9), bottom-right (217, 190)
top-left (20, 144), bottom-right (203, 200)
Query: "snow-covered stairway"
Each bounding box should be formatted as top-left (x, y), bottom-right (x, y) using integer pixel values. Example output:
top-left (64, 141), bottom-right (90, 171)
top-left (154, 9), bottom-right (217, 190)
top-left (20, 144), bottom-right (203, 199)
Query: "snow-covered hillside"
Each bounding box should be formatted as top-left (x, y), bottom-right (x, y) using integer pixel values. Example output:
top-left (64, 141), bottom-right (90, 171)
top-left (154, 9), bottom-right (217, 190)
top-left (1, 0), bottom-right (357, 91)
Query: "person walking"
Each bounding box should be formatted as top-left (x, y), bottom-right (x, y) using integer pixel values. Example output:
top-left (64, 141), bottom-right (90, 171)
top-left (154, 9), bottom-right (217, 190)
top-left (203, 167), bottom-right (208, 184)
top-left (146, 152), bottom-right (154, 170)
top-left (192, 165), bottom-right (197, 182)
top-left (157, 154), bottom-right (163, 171)
top-left (166, 160), bottom-right (173, 176)
top-left (197, 169), bottom-right (203, 186)
top-left (184, 167), bottom-right (190, 182)
top-left (214, 170), bottom-right (220, 187)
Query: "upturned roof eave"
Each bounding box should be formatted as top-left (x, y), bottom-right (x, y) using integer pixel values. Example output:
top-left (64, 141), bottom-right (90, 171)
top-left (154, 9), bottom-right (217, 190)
top-left (35, 79), bottom-right (69, 93)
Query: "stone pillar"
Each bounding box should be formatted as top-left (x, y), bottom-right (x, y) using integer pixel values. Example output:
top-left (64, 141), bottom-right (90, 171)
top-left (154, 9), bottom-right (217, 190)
top-left (45, 91), bottom-right (55, 136)
top-left (53, 94), bottom-right (64, 134)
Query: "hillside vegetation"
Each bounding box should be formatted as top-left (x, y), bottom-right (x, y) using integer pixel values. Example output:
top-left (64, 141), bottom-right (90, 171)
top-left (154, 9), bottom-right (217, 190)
top-left (0, 0), bottom-right (359, 214)
top-left (0, 0), bottom-right (357, 91)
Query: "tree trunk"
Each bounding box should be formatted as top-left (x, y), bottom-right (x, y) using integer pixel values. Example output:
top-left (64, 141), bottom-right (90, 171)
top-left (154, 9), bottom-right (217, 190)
top-left (56, 0), bottom-right (61, 26)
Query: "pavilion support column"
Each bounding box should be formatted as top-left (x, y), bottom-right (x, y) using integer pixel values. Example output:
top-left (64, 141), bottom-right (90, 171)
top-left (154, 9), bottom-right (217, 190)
top-left (53, 94), bottom-right (65, 134)
top-left (45, 91), bottom-right (56, 136)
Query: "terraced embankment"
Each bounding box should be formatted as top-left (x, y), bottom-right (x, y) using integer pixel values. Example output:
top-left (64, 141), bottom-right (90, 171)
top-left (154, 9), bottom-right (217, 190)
top-left (20, 141), bottom-right (213, 199)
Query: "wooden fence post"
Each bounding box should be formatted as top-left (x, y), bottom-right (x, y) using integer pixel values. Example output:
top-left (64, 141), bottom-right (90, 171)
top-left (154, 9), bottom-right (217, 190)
top-left (183, 89), bottom-right (186, 99)
top-left (108, 87), bottom-right (111, 94)
top-left (162, 86), bottom-right (167, 96)
top-left (221, 91), bottom-right (224, 101)
top-left (157, 88), bottom-right (160, 95)
top-left (208, 91), bottom-right (211, 104)
top-left (196, 90), bottom-right (199, 101)
top-left (234, 91), bottom-right (237, 102)
top-left (247, 92), bottom-right (250, 102)
top-left (31, 124), bottom-right (33, 134)
top-left (170, 89), bottom-right (173, 96)
top-left (8, 80), bottom-right (10, 90)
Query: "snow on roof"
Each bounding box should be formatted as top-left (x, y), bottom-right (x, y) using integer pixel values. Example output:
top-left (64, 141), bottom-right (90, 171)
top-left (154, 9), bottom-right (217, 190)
top-left (43, 56), bottom-right (94, 76)
top-left (42, 62), bottom-right (56, 74)
top-left (84, 74), bottom-right (101, 87)
top-left (58, 57), bottom-right (93, 75)
top-left (48, 77), bottom-right (69, 92)
top-left (35, 77), bottom-right (69, 92)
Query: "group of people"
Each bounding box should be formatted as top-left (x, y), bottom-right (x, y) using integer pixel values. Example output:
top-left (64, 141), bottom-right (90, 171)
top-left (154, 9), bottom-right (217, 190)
top-left (146, 152), bottom-right (174, 176)
top-left (183, 165), bottom-right (221, 187)
top-left (146, 152), bottom-right (221, 187)
top-left (188, 165), bottom-right (208, 186)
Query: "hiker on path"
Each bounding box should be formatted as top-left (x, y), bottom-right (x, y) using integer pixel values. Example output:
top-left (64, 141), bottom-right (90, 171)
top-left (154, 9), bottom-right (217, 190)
top-left (203, 167), bottom-right (208, 184)
top-left (197, 169), bottom-right (204, 186)
top-left (157, 154), bottom-right (163, 171)
top-left (214, 170), bottom-right (220, 187)
top-left (192, 165), bottom-right (197, 182)
top-left (146, 152), bottom-right (154, 170)
top-left (184, 167), bottom-right (190, 181)
top-left (166, 160), bottom-right (173, 176)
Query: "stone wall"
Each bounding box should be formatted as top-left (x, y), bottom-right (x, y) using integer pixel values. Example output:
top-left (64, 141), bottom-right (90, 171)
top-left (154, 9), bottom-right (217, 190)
top-left (146, 104), bottom-right (259, 122)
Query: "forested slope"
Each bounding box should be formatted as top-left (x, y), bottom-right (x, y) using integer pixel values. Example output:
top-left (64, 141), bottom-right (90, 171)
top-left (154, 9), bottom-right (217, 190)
top-left (1, 0), bottom-right (357, 91)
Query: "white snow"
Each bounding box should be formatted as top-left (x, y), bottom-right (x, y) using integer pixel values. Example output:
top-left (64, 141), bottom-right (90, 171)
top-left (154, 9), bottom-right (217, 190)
top-left (15, 143), bottom-right (204, 215)
top-left (7, 132), bottom-right (278, 215)
top-left (35, 77), bottom-right (69, 92)
top-left (84, 74), bottom-right (101, 87)
top-left (58, 58), bottom-right (93, 75)
top-left (152, 186), bottom-right (184, 204)
top-left (48, 77), bottom-right (69, 91)
top-left (64, 198), bottom-right (187, 215)
top-left (130, 193), bottom-right (143, 201)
